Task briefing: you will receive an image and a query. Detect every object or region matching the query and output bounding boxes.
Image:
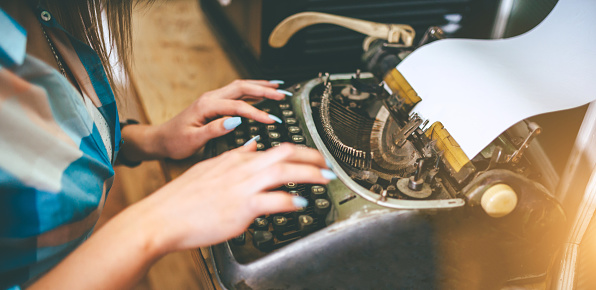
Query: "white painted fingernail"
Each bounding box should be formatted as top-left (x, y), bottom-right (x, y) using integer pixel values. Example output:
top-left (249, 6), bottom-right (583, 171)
top-left (269, 80), bottom-right (285, 85)
top-left (223, 117), bottom-right (242, 130)
top-left (268, 114), bottom-right (282, 124)
top-left (326, 159), bottom-right (333, 169)
top-left (320, 169), bottom-right (337, 180)
top-left (292, 196), bottom-right (308, 208)
top-left (243, 135), bottom-right (261, 146)
top-left (276, 89), bottom-right (293, 96)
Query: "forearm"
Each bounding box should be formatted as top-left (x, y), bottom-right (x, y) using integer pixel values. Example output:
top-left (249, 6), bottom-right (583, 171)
top-left (119, 124), bottom-right (167, 163)
top-left (29, 202), bottom-right (169, 290)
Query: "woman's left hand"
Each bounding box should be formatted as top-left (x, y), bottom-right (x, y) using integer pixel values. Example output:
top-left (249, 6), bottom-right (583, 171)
top-left (154, 80), bottom-right (287, 159)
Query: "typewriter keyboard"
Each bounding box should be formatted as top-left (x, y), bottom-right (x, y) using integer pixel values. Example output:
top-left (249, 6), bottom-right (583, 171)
top-left (224, 98), bottom-right (332, 253)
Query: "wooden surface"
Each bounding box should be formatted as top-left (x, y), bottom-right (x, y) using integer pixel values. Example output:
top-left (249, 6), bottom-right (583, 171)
top-left (131, 0), bottom-right (240, 126)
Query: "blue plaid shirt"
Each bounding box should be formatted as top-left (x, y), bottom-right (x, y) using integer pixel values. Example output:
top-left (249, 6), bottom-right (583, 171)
top-left (0, 7), bottom-right (122, 288)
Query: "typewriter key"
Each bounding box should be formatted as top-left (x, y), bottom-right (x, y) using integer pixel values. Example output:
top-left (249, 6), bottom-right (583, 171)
top-left (272, 216), bottom-right (288, 232)
top-left (252, 231), bottom-right (274, 251)
top-left (249, 126), bottom-right (260, 134)
top-left (282, 110), bottom-right (294, 117)
top-left (253, 217), bottom-right (269, 231)
top-left (288, 190), bottom-right (300, 196)
top-left (266, 124), bottom-right (277, 131)
top-left (314, 199), bottom-right (331, 216)
top-left (231, 232), bottom-right (246, 246)
top-left (311, 185), bottom-right (326, 200)
top-left (235, 138), bottom-right (246, 146)
top-left (286, 182), bottom-right (297, 189)
top-left (285, 117), bottom-right (297, 125)
top-left (298, 215), bottom-right (314, 232)
top-left (234, 130), bottom-right (245, 137)
top-left (279, 103), bottom-right (291, 110)
top-left (291, 135), bottom-right (305, 144)
top-left (261, 107), bottom-right (271, 113)
top-left (256, 143), bottom-right (265, 150)
top-left (271, 141), bottom-right (281, 147)
top-left (268, 132), bottom-right (281, 139)
top-left (247, 118), bottom-right (257, 124)
top-left (288, 126), bottom-right (301, 134)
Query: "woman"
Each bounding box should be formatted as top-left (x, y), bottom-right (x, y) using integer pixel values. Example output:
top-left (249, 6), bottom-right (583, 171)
top-left (0, 1), bottom-right (334, 288)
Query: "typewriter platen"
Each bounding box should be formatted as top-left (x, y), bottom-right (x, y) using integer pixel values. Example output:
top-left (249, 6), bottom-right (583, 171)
top-left (204, 16), bottom-right (567, 290)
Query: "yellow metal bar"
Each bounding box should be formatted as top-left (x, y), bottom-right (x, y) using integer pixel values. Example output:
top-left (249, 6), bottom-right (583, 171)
top-left (383, 68), bottom-right (421, 108)
top-left (425, 122), bottom-right (470, 172)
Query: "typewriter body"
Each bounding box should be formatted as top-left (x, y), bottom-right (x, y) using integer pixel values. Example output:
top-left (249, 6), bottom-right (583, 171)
top-left (204, 14), bottom-right (567, 290)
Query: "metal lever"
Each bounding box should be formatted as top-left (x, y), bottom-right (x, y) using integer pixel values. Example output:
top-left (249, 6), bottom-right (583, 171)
top-left (508, 121), bottom-right (541, 164)
top-left (415, 26), bottom-right (445, 48)
top-left (269, 12), bottom-right (415, 48)
top-left (392, 114), bottom-right (424, 148)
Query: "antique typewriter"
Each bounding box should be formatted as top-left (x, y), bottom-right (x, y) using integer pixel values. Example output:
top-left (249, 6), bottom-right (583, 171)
top-left (204, 13), bottom-right (567, 289)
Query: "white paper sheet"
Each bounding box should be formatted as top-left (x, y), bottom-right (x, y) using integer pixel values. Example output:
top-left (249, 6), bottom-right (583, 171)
top-left (397, 0), bottom-right (596, 159)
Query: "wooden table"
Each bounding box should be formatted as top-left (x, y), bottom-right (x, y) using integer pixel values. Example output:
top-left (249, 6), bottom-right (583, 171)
top-left (130, 0), bottom-right (243, 288)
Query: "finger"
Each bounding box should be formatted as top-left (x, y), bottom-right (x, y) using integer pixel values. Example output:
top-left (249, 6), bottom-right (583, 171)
top-left (188, 117), bottom-right (251, 156)
top-left (242, 163), bottom-right (333, 192)
top-left (236, 136), bottom-right (259, 152)
top-left (243, 143), bottom-right (328, 172)
top-left (184, 150), bottom-right (230, 176)
top-left (204, 99), bottom-right (278, 124)
top-left (248, 191), bottom-right (307, 217)
top-left (195, 117), bottom-right (240, 143)
top-left (245, 80), bottom-right (280, 88)
top-left (275, 145), bottom-right (328, 167)
top-left (219, 80), bottom-right (286, 101)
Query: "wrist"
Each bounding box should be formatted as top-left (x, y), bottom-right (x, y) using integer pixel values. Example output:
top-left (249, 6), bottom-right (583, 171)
top-left (117, 199), bottom-right (173, 260)
top-left (144, 123), bottom-right (170, 159)
top-left (120, 124), bottom-right (169, 161)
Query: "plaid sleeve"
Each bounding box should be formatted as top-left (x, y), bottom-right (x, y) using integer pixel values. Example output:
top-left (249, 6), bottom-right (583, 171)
top-left (0, 56), bottom-right (116, 288)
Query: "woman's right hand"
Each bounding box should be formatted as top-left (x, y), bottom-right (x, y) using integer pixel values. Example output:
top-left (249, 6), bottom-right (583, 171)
top-left (29, 142), bottom-right (334, 290)
top-left (138, 142), bottom-right (334, 254)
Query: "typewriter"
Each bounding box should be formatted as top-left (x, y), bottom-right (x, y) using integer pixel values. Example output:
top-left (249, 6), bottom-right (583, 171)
top-left (203, 13), bottom-right (567, 290)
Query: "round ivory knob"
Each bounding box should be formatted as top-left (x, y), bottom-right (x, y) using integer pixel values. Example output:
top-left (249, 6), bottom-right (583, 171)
top-left (481, 184), bottom-right (518, 218)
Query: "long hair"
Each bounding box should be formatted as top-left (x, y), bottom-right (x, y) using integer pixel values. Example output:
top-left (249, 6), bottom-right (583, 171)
top-left (39, 0), bottom-right (137, 99)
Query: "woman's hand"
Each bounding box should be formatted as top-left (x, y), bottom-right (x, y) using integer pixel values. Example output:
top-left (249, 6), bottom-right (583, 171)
top-left (153, 80), bottom-right (289, 159)
top-left (31, 142), bottom-right (332, 290)
top-left (138, 142), bottom-right (334, 253)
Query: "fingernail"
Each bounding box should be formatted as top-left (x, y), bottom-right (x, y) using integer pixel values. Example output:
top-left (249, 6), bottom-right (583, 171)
top-left (276, 89), bottom-right (293, 96)
top-left (223, 117), bottom-right (242, 130)
top-left (292, 196), bottom-right (308, 208)
top-left (269, 80), bottom-right (285, 85)
top-left (243, 135), bottom-right (261, 146)
top-left (268, 114), bottom-right (282, 124)
top-left (321, 169), bottom-right (337, 180)
top-left (325, 159), bottom-right (333, 169)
